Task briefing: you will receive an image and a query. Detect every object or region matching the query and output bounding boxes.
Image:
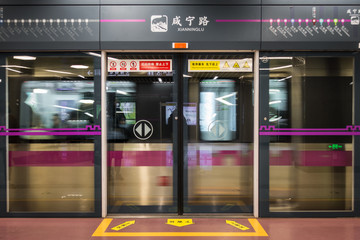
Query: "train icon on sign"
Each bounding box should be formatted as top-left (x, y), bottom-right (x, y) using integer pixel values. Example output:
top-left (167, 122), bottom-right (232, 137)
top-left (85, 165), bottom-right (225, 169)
top-left (151, 15), bottom-right (168, 32)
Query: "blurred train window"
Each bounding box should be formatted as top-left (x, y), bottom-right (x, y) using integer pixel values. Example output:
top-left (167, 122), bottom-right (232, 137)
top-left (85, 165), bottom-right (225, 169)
top-left (264, 56), bottom-right (354, 212)
top-left (6, 54), bottom-right (97, 213)
top-left (7, 55), bottom-right (96, 142)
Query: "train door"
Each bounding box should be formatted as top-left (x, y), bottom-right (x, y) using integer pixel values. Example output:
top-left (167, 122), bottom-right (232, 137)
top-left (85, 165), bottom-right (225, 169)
top-left (106, 53), bottom-right (254, 215)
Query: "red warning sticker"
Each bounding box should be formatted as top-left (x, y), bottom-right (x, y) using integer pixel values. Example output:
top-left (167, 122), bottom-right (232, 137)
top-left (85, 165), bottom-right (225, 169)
top-left (139, 61), bottom-right (171, 71)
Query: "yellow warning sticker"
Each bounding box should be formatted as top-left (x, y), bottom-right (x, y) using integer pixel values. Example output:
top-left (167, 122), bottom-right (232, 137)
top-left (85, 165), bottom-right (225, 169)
top-left (189, 61), bottom-right (220, 71)
top-left (223, 61), bottom-right (230, 68)
top-left (188, 59), bottom-right (253, 72)
top-left (166, 219), bottom-right (194, 227)
top-left (226, 220), bottom-right (250, 231)
top-left (111, 220), bottom-right (135, 231)
top-left (243, 61), bottom-right (250, 68)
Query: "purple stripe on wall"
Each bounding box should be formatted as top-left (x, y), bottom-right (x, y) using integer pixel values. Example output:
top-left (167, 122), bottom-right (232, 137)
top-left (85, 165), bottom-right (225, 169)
top-left (8, 150), bottom-right (352, 167)
top-left (299, 151), bottom-right (352, 167)
top-left (260, 132), bottom-right (360, 136)
top-left (100, 19), bottom-right (146, 23)
top-left (108, 151), bottom-right (173, 167)
top-left (9, 151), bottom-right (94, 167)
top-left (216, 19), bottom-right (261, 22)
top-left (1, 132), bottom-right (101, 136)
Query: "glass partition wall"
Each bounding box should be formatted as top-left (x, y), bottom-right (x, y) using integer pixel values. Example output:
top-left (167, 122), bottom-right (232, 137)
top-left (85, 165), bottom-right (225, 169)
top-left (3, 53), bottom-right (101, 215)
top-left (260, 54), bottom-right (355, 216)
top-left (0, 51), bottom-right (359, 217)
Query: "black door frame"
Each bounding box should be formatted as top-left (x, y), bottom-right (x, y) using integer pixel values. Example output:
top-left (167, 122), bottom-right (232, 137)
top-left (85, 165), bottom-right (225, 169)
top-left (258, 51), bottom-right (360, 217)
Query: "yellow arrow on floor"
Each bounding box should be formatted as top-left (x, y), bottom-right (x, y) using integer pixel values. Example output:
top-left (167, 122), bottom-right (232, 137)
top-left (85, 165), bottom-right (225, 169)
top-left (226, 220), bottom-right (250, 231)
top-left (166, 219), bottom-right (194, 227)
top-left (111, 220), bottom-right (135, 231)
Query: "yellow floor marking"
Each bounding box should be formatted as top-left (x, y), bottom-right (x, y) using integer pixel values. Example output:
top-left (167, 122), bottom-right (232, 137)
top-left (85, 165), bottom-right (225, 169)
top-left (111, 220), bottom-right (135, 231)
top-left (92, 218), bottom-right (268, 237)
top-left (226, 220), bottom-right (250, 230)
top-left (167, 219), bottom-right (194, 227)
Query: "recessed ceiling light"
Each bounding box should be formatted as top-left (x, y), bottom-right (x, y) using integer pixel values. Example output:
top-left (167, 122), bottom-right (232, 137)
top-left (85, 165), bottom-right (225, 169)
top-left (13, 56), bottom-right (37, 60)
top-left (71, 65), bottom-right (89, 69)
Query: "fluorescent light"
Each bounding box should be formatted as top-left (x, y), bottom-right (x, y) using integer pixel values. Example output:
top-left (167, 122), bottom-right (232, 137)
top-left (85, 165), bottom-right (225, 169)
top-left (79, 99), bottom-right (94, 104)
top-left (13, 56), bottom-right (36, 60)
top-left (84, 112), bottom-right (94, 117)
top-left (213, 76), bottom-right (219, 79)
top-left (183, 74), bottom-right (192, 78)
top-left (108, 57), bottom-right (119, 61)
top-left (45, 69), bottom-right (74, 75)
top-left (71, 65), bottom-right (89, 69)
top-left (53, 105), bottom-right (79, 111)
top-left (33, 89), bottom-right (48, 94)
top-left (269, 100), bottom-right (282, 105)
top-left (277, 75), bottom-right (292, 82)
top-left (260, 57), bottom-right (293, 60)
top-left (1, 65), bottom-right (30, 69)
top-left (78, 75), bottom-right (86, 79)
top-left (116, 90), bottom-right (128, 95)
top-left (158, 78), bottom-right (163, 83)
top-left (86, 52), bottom-right (101, 58)
top-left (269, 116), bottom-right (283, 122)
top-left (215, 92), bottom-right (237, 106)
top-left (270, 89), bottom-right (280, 92)
top-left (260, 65), bottom-right (293, 71)
top-left (6, 68), bottom-right (22, 73)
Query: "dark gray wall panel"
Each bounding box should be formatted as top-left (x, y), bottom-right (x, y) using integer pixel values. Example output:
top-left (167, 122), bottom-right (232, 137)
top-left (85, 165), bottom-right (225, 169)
top-left (262, 6), bottom-right (360, 50)
top-left (101, 0), bottom-right (260, 5)
top-left (100, 5), bottom-right (261, 50)
top-left (263, 0), bottom-right (360, 5)
top-left (0, 6), bottom-right (100, 50)
top-left (0, 0), bottom-right (99, 5)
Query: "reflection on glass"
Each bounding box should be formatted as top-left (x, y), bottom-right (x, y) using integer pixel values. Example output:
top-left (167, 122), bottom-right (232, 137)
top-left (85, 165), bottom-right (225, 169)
top-left (199, 79), bottom-right (236, 141)
top-left (7, 55), bottom-right (96, 212)
top-left (106, 55), bottom-right (176, 213)
top-left (20, 81), bottom-right (94, 131)
top-left (265, 57), bottom-right (353, 211)
top-left (184, 55), bottom-right (254, 213)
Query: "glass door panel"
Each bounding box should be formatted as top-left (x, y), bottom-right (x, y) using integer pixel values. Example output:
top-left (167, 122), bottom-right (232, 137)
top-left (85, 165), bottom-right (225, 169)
top-left (183, 54), bottom-right (254, 213)
top-left (106, 55), bottom-right (177, 213)
top-left (106, 53), bottom-right (254, 214)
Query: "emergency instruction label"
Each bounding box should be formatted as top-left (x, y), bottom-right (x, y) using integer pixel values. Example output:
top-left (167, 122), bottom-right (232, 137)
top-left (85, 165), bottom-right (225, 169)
top-left (188, 59), bottom-right (253, 72)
